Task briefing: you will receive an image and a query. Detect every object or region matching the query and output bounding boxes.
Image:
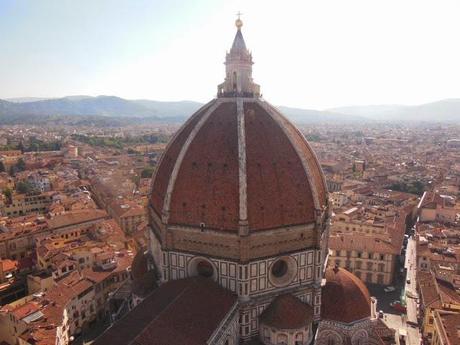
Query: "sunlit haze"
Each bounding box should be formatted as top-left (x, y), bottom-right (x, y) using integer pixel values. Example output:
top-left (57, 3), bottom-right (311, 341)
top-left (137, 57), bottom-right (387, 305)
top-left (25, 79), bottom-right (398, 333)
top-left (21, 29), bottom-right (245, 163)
top-left (1, 0), bottom-right (460, 109)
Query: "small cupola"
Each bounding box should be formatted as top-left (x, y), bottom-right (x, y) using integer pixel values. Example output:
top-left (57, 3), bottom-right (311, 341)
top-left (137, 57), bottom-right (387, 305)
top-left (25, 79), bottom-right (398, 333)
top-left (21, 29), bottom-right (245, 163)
top-left (218, 15), bottom-right (261, 98)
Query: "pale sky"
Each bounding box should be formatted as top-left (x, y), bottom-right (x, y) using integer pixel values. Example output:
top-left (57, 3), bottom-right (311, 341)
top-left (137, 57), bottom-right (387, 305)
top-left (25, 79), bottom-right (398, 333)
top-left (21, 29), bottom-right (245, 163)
top-left (1, 0), bottom-right (459, 109)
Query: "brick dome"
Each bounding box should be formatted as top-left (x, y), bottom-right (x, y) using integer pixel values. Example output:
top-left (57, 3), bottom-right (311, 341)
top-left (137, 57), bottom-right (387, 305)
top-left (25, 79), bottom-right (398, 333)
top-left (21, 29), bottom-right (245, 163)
top-left (260, 294), bottom-right (314, 329)
top-left (147, 20), bottom-right (329, 262)
top-left (321, 267), bottom-right (371, 323)
top-left (150, 98), bottom-right (327, 233)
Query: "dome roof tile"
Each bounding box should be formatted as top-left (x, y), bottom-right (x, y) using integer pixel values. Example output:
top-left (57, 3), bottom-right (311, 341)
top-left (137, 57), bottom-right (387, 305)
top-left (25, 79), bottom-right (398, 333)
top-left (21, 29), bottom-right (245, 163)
top-left (321, 267), bottom-right (371, 323)
top-left (149, 98), bottom-right (327, 233)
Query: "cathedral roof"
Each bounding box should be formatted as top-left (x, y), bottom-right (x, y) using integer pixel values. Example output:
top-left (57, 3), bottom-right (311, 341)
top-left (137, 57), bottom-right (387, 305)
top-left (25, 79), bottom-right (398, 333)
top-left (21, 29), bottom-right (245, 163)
top-left (94, 277), bottom-right (237, 345)
top-left (321, 266), bottom-right (371, 323)
top-left (260, 294), bottom-right (314, 329)
top-left (150, 98), bottom-right (327, 233)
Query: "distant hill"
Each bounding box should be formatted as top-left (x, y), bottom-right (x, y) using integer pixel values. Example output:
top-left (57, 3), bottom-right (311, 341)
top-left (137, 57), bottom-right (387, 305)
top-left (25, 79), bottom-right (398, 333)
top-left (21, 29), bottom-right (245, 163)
top-left (278, 106), bottom-right (365, 123)
top-left (0, 96), bottom-right (364, 124)
top-left (133, 99), bottom-right (203, 118)
top-left (6, 97), bottom-right (53, 103)
top-left (1, 96), bottom-right (459, 124)
top-left (0, 96), bottom-right (201, 121)
top-left (329, 99), bottom-right (460, 122)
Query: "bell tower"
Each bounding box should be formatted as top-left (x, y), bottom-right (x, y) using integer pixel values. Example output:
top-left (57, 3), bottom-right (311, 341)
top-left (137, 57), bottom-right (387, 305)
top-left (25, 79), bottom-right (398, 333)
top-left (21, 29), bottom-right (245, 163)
top-left (218, 15), bottom-right (261, 98)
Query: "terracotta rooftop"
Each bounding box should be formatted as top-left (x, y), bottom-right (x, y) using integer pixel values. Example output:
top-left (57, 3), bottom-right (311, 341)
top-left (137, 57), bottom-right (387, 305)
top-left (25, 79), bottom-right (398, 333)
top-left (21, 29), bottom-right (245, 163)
top-left (150, 98), bottom-right (327, 233)
top-left (328, 233), bottom-right (400, 255)
top-left (46, 209), bottom-right (107, 229)
top-left (94, 277), bottom-right (237, 345)
top-left (1, 259), bottom-right (18, 273)
top-left (435, 311), bottom-right (460, 345)
top-left (321, 266), bottom-right (371, 323)
top-left (260, 294), bottom-right (313, 329)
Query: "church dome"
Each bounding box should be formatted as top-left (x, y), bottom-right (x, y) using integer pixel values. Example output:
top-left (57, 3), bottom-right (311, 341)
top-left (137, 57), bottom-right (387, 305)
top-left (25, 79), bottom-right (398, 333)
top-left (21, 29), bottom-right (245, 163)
top-left (150, 98), bottom-right (327, 232)
top-left (321, 266), bottom-right (371, 323)
top-left (260, 294), bottom-right (314, 329)
top-left (148, 20), bottom-right (328, 262)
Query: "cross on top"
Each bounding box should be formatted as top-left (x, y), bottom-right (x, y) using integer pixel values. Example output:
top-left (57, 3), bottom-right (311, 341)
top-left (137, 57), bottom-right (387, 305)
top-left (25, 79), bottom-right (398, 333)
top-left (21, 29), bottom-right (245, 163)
top-left (236, 11), bottom-right (242, 20)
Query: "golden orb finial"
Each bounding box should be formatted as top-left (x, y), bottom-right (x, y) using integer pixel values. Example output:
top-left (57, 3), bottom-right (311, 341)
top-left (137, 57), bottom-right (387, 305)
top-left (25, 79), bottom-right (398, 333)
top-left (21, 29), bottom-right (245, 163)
top-left (235, 11), bottom-right (243, 29)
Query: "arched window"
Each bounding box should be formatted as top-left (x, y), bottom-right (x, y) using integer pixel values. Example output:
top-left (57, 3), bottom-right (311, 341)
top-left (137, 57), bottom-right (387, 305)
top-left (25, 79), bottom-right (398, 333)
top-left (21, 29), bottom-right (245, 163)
top-left (233, 71), bottom-right (237, 91)
top-left (188, 257), bottom-right (215, 280)
top-left (295, 332), bottom-right (304, 345)
top-left (351, 330), bottom-right (368, 345)
top-left (277, 333), bottom-right (288, 345)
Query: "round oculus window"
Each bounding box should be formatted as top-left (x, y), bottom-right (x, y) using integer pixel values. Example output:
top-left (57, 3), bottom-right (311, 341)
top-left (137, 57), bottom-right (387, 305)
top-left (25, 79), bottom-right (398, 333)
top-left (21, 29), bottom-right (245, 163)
top-left (271, 259), bottom-right (288, 278)
top-left (196, 260), bottom-right (214, 278)
top-left (269, 257), bottom-right (297, 287)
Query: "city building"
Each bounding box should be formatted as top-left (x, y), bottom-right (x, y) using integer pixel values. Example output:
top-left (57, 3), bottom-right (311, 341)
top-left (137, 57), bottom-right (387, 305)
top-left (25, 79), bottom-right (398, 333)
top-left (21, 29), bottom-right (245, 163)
top-left (107, 200), bottom-right (146, 235)
top-left (418, 270), bottom-right (460, 341)
top-left (418, 191), bottom-right (460, 224)
top-left (0, 251), bottom-right (132, 345)
top-left (0, 192), bottom-right (53, 217)
top-left (328, 209), bottom-right (406, 285)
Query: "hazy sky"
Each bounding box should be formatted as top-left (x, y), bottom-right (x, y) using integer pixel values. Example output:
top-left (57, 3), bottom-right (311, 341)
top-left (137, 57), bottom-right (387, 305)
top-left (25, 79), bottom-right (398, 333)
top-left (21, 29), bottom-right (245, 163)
top-left (1, 0), bottom-right (459, 109)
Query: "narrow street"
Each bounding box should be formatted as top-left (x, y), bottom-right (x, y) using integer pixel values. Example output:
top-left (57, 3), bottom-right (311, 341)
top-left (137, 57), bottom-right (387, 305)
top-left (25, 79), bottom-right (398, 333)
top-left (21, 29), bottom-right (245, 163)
top-left (379, 236), bottom-right (421, 345)
top-left (403, 236), bottom-right (421, 345)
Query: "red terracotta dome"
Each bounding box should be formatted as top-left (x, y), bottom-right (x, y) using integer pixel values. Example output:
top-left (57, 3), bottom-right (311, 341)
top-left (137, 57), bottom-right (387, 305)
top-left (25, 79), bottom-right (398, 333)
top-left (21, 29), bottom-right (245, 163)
top-left (260, 294), bottom-right (314, 329)
top-left (149, 98), bottom-right (327, 233)
top-left (321, 266), bottom-right (371, 323)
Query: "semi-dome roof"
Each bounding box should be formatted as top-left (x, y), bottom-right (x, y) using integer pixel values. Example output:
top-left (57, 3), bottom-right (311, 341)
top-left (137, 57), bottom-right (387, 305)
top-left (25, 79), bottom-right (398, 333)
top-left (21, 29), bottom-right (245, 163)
top-left (260, 294), bottom-right (314, 330)
top-left (321, 266), bottom-right (371, 323)
top-left (150, 98), bottom-right (327, 232)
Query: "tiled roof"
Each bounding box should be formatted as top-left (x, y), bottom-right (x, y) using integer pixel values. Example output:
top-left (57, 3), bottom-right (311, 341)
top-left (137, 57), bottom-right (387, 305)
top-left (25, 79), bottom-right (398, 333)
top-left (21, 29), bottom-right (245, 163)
top-left (436, 312), bottom-right (460, 345)
top-left (328, 234), bottom-right (399, 255)
top-left (438, 279), bottom-right (460, 305)
top-left (94, 277), bottom-right (237, 345)
top-left (1, 259), bottom-right (18, 272)
top-left (46, 209), bottom-right (107, 229)
top-left (150, 99), bottom-right (327, 233)
top-left (260, 294), bottom-right (313, 329)
top-left (11, 302), bottom-right (40, 320)
top-left (321, 267), bottom-right (371, 323)
top-left (419, 272), bottom-right (442, 309)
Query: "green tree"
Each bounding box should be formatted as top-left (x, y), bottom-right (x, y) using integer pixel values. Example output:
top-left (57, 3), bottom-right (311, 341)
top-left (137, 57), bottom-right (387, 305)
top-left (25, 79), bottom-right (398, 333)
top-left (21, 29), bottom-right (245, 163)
top-left (141, 167), bottom-right (154, 178)
top-left (18, 141), bottom-right (25, 153)
top-left (16, 181), bottom-right (34, 194)
top-left (9, 166), bottom-right (16, 176)
top-left (15, 158), bottom-right (26, 172)
top-left (2, 188), bottom-right (12, 204)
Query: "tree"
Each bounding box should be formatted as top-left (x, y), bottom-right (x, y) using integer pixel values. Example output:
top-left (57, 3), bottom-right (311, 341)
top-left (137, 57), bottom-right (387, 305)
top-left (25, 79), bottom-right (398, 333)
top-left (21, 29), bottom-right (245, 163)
top-left (0, 161), bottom-right (5, 173)
top-left (2, 188), bottom-right (12, 204)
top-left (16, 181), bottom-right (34, 194)
top-left (9, 166), bottom-right (16, 176)
top-left (141, 167), bottom-right (154, 178)
top-left (15, 158), bottom-right (26, 172)
top-left (18, 141), bottom-right (25, 153)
